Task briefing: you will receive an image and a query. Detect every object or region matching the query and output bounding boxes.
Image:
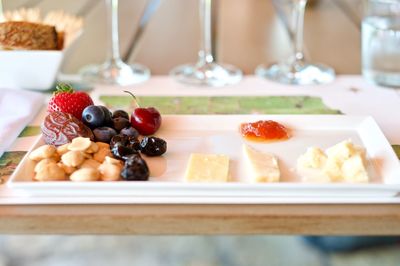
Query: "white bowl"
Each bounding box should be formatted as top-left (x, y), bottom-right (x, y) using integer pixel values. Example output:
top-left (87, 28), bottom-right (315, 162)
top-left (0, 50), bottom-right (64, 91)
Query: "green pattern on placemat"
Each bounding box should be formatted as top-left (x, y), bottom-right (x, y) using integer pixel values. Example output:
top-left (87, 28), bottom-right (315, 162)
top-left (0, 151), bottom-right (27, 178)
top-left (0, 126), bottom-right (40, 180)
top-left (392, 145), bottom-right (400, 160)
top-left (99, 96), bottom-right (341, 115)
top-left (18, 126), bottom-right (41, 137)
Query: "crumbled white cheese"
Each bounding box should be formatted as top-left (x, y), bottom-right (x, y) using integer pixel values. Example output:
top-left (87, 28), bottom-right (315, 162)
top-left (298, 139), bottom-right (369, 183)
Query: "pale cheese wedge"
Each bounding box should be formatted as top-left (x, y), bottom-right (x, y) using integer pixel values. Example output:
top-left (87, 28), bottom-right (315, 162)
top-left (243, 144), bottom-right (280, 183)
top-left (184, 153), bottom-right (230, 182)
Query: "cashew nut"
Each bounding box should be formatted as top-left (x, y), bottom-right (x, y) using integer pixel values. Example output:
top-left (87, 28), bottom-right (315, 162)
top-left (96, 142), bottom-right (110, 149)
top-left (86, 142), bottom-right (99, 154)
top-left (80, 159), bottom-right (101, 169)
top-left (34, 162), bottom-right (66, 181)
top-left (29, 145), bottom-right (57, 161)
top-left (93, 148), bottom-right (112, 163)
top-left (34, 158), bottom-right (57, 173)
top-left (68, 137), bottom-right (92, 152)
top-left (61, 151), bottom-right (85, 167)
top-left (51, 153), bottom-right (61, 162)
top-left (99, 162), bottom-right (122, 181)
top-left (57, 143), bottom-right (70, 156)
top-left (70, 168), bottom-right (100, 182)
top-left (57, 162), bottom-right (76, 175)
top-left (104, 156), bottom-right (122, 165)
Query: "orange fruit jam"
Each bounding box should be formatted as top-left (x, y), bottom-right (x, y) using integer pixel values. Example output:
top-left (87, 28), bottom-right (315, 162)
top-left (240, 120), bottom-right (290, 142)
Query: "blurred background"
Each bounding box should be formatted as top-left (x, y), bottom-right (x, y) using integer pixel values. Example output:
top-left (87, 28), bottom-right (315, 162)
top-left (3, 0), bottom-right (362, 75)
top-left (0, 235), bottom-right (399, 266)
top-left (1, 1), bottom-right (399, 265)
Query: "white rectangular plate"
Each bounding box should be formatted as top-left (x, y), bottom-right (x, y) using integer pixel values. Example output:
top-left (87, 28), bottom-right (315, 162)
top-left (6, 115), bottom-right (400, 203)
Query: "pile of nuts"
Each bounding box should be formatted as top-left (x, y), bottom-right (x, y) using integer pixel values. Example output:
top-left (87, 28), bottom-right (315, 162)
top-left (29, 137), bottom-right (123, 181)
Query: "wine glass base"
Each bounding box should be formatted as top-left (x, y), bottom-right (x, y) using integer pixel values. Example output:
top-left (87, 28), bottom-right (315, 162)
top-left (256, 61), bottom-right (335, 85)
top-left (170, 62), bottom-right (242, 87)
top-left (80, 61), bottom-right (150, 86)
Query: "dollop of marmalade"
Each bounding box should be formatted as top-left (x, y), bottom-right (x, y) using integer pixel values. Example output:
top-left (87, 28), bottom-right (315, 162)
top-left (240, 120), bottom-right (290, 142)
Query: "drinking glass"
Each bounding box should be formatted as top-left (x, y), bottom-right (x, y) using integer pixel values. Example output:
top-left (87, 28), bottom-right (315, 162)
top-left (256, 0), bottom-right (335, 85)
top-left (81, 0), bottom-right (150, 86)
top-left (170, 0), bottom-right (242, 87)
top-left (362, 0), bottom-right (400, 88)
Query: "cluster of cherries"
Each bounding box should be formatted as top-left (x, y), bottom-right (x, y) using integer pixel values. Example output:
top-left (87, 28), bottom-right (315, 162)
top-left (80, 102), bottom-right (166, 181)
top-left (81, 99), bottom-right (161, 143)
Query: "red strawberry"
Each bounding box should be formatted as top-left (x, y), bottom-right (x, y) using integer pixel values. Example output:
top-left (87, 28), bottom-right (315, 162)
top-left (48, 84), bottom-right (94, 120)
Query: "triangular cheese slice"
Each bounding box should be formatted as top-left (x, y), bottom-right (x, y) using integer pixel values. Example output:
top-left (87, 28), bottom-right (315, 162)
top-left (243, 144), bottom-right (280, 183)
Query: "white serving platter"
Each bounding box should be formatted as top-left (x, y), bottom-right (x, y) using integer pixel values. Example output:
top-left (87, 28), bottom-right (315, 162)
top-left (6, 115), bottom-right (400, 203)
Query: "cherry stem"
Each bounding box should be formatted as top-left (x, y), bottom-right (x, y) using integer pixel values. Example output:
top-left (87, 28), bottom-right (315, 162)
top-left (124, 91), bottom-right (140, 108)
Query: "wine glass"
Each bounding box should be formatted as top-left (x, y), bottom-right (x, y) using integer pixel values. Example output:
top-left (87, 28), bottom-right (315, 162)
top-left (256, 0), bottom-right (335, 85)
top-left (80, 0), bottom-right (150, 86)
top-left (170, 0), bottom-right (242, 87)
top-left (0, 1), bottom-right (3, 20)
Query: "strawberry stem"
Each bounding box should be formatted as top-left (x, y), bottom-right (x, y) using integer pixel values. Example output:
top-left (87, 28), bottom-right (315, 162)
top-left (55, 83), bottom-right (74, 95)
top-left (124, 91), bottom-right (140, 108)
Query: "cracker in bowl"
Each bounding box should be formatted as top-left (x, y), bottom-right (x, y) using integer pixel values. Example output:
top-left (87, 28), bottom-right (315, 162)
top-left (0, 21), bottom-right (58, 50)
top-left (0, 8), bottom-right (83, 50)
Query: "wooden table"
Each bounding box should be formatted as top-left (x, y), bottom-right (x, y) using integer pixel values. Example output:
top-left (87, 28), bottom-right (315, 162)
top-left (2, 204), bottom-right (400, 235)
top-left (1, 1), bottom-right (399, 236)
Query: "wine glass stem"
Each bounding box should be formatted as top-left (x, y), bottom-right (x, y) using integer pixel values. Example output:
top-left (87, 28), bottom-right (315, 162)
top-left (199, 0), bottom-right (214, 65)
top-left (106, 0), bottom-right (121, 63)
top-left (0, 0), bottom-right (4, 20)
top-left (292, 0), bottom-right (307, 61)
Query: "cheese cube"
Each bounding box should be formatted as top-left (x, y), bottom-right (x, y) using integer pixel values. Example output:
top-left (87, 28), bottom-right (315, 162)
top-left (341, 154), bottom-right (369, 183)
top-left (243, 144), bottom-right (280, 183)
top-left (184, 153), bottom-right (230, 182)
top-left (297, 147), bottom-right (327, 169)
top-left (323, 157), bottom-right (344, 182)
top-left (326, 139), bottom-right (363, 163)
